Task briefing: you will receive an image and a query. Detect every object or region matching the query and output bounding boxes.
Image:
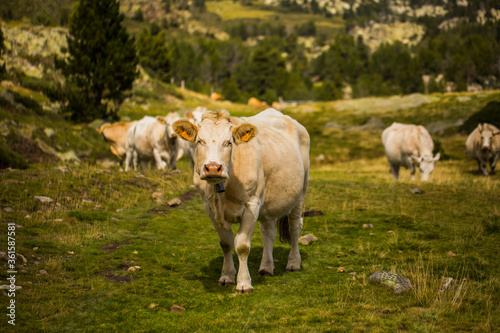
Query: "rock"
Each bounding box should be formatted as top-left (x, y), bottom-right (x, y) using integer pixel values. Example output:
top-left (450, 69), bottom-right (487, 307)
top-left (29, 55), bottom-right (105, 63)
top-left (170, 304), bottom-right (186, 312)
top-left (3, 207), bottom-right (14, 212)
top-left (35, 196), bottom-right (53, 203)
top-left (116, 208), bottom-right (124, 212)
top-left (33, 247), bottom-right (39, 251)
top-left (168, 198), bottom-right (182, 207)
top-left (67, 251), bottom-right (74, 255)
top-left (410, 187), bottom-right (422, 194)
top-left (172, 169), bottom-right (182, 175)
top-left (324, 122), bottom-right (345, 130)
top-left (127, 266), bottom-right (141, 272)
top-left (133, 250), bottom-right (138, 254)
top-left (447, 251), bottom-right (456, 257)
top-left (456, 96), bottom-right (471, 103)
top-left (110, 217), bottom-right (120, 221)
top-left (298, 234), bottom-right (318, 245)
top-left (0, 285), bottom-right (22, 290)
top-left (55, 166), bottom-right (70, 173)
top-left (56, 150), bottom-right (80, 163)
top-left (44, 128), bottom-right (56, 138)
top-left (368, 271), bottom-right (413, 293)
top-left (152, 192), bottom-right (165, 203)
top-left (439, 277), bottom-right (454, 292)
top-left (363, 224), bottom-right (374, 228)
top-left (315, 154), bottom-right (325, 162)
top-left (148, 303), bottom-right (158, 309)
top-left (39, 270), bottom-right (49, 276)
top-left (337, 267), bottom-right (346, 273)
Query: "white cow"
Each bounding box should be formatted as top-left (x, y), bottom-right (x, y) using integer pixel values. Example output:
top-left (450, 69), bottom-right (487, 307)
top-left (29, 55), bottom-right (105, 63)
top-left (125, 113), bottom-right (180, 171)
top-left (98, 120), bottom-right (136, 168)
top-left (173, 108), bottom-right (310, 293)
top-left (382, 122), bottom-right (440, 181)
top-left (177, 107), bottom-right (206, 170)
top-left (466, 123), bottom-right (500, 176)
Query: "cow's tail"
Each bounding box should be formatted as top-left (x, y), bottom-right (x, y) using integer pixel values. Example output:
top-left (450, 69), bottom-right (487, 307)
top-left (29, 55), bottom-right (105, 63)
top-left (277, 215), bottom-right (291, 244)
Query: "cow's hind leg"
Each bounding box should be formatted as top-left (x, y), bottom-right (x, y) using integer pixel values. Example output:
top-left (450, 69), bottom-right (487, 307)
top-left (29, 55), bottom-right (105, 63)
top-left (286, 204), bottom-right (304, 272)
top-left (490, 155), bottom-right (498, 175)
top-left (258, 219), bottom-right (276, 276)
top-left (389, 163), bottom-right (400, 180)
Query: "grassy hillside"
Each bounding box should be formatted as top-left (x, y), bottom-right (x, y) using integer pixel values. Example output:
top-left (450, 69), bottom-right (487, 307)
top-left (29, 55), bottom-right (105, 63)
top-left (1, 74), bottom-right (500, 331)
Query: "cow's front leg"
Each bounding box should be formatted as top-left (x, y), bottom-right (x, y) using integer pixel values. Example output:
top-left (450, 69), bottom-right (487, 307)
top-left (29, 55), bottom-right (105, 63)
top-left (258, 219), bottom-right (276, 276)
top-left (479, 159), bottom-right (489, 176)
top-left (234, 201), bottom-right (259, 293)
top-left (490, 155), bottom-right (498, 175)
top-left (153, 149), bottom-right (166, 170)
top-left (389, 163), bottom-right (400, 180)
top-left (211, 220), bottom-right (236, 286)
top-left (408, 162), bottom-right (416, 180)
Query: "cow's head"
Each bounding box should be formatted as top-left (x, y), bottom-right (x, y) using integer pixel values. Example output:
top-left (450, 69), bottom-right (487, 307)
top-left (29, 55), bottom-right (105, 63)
top-left (412, 153), bottom-right (440, 181)
top-left (478, 123), bottom-right (500, 152)
top-left (173, 110), bottom-right (257, 183)
top-left (157, 112), bottom-right (180, 145)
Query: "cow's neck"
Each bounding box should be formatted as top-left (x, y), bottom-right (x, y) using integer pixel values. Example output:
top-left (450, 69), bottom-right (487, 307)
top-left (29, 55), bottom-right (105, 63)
top-left (212, 189), bottom-right (231, 231)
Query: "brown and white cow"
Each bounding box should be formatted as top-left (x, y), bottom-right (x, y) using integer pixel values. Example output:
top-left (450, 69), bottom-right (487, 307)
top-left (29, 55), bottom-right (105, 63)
top-left (98, 121), bottom-right (136, 168)
top-left (173, 108), bottom-right (310, 293)
top-left (466, 123), bottom-right (500, 176)
top-left (382, 122), bottom-right (440, 181)
top-left (125, 113), bottom-right (180, 171)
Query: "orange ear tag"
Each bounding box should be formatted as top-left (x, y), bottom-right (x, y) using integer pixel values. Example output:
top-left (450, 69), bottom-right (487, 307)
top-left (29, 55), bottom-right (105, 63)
top-left (241, 132), bottom-right (250, 142)
top-left (181, 131), bottom-right (190, 140)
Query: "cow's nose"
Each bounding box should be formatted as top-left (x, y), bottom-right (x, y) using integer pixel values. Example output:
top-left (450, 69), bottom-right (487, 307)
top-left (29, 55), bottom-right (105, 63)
top-left (482, 145), bottom-right (490, 151)
top-left (203, 162), bottom-right (223, 177)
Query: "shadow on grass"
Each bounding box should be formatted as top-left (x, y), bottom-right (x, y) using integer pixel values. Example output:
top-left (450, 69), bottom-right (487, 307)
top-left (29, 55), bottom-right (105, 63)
top-left (188, 246), bottom-right (309, 293)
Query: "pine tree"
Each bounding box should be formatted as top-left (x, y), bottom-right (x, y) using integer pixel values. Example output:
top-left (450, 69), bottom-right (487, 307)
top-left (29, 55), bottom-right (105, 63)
top-left (64, 0), bottom-right (138, 122)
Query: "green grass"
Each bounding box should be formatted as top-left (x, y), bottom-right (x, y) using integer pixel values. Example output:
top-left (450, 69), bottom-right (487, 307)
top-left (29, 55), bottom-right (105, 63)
top-left (1, 88), bottom-right (500, 331)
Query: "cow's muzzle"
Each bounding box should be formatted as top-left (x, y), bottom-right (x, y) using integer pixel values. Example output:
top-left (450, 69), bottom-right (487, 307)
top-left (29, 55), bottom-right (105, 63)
top-left (203, 162), bottom-right (224, 179)
top-left (482, 145), bottom-right (490, 151)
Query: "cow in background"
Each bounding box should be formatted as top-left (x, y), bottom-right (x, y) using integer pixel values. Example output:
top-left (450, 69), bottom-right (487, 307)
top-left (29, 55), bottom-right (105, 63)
top-left (466, 123), bottom-right (500, 176)
top-left (173, 108), bottom-right (310, 293)
top-left (177, 107), bottom-right (206, 170)
top-left (382, 122), bottom-right (440, 181)
top-left (98, 121), bottom-right (136, 169)
top-left (125, 112), bottom-right (180, 171)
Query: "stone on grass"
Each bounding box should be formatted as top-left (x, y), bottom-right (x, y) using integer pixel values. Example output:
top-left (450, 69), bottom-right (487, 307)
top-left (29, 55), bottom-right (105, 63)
top-left (368, 271), bottom-right (413, 293)
top-left (55, 166), bottom-right (69, 173)
top-left (337, 267), bottom-right (346, 273)
top-left (298, 234), bottom-right (318, 245)
top-left (439, 277), bottom-right (454, 293)
top-left (39, 269), bottom-right (49, 276)
top-left (152, 192), bottom-right (165, 203)
top-left (127, 266), bottom-right (141, 272)
top-left (35, 196), bottom-right (53, 203)
top-left (0, 285), bottom-right (22, 290)
top-left (363, 224), bottom-right (374, 228)
top-left (168, 198), bottom-right (182, 207)
top-left (170, 304), bottom-right (186, 312)
top-left (3, 207), bottom-right (14, 212)
top-left (410, 187), bottom-right (422, 194)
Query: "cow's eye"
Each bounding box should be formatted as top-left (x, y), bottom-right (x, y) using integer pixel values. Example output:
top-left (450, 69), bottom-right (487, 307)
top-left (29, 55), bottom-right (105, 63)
top-left (197, 140), bottom-right (205, 146)
top-left (223, 140), bottom-right (232, 147)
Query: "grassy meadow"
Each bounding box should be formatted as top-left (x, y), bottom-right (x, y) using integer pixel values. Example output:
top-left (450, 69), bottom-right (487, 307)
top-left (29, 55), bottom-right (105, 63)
top-left (1, 89), bottom-right (500, 331)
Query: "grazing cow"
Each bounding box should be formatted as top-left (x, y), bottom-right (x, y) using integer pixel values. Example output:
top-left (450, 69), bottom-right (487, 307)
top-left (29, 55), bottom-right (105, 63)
top-left (466, 123), bottom-right (500, 176)
top-left (98, 121), bottom-right (136, 168)
top-left (173, 108), bottom-right (310, 293)
top-left (125, 113), bottom-right (180, 171)
top-left (177, 107), bottom-right (206, 170)
top-left (382, 122), bottom-right (440, 181)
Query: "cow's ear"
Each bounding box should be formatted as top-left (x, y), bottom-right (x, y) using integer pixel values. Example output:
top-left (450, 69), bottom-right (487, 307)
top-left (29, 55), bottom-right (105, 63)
top-left (173, 120), bottom-right (197, 142)
top-left (156, 116), bottom-right (166, 124)
top-left (186, 111), bottom-right (194, 119)
top-left (478, 124), bottom-right (483, 133)
top-left (494, 132), bottom-right (500, 137)
top-left (233, 124), bottom-right (257, 144)
top-left (434, 153), bottom-right (441, 162)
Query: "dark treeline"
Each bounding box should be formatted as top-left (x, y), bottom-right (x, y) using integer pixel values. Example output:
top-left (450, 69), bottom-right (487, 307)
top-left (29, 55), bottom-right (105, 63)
top-left (137, 19), bottom-right (500, 103)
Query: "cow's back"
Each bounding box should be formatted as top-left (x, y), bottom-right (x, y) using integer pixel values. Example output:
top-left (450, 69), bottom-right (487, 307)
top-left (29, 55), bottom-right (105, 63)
top-left (382, 123), bottom-right (432, 162)
top-left (102, 121), bottom-right (136, 158)
top-left (242, 109), bottom-right (310, 219)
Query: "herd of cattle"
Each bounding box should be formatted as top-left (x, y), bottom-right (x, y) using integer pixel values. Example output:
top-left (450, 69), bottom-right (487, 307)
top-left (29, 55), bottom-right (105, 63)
top-left (98, 108), bottom-right (499, 293)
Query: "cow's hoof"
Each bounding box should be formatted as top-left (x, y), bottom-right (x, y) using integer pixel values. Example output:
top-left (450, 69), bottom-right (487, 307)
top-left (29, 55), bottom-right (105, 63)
top-left (218, 278), bottom-right (235, 286)
top-left (236, 287), bottom-right (254, 294)
top-left (286, 265), bottom-right (301, 272)
top-left (258, 269), bottom-right (274, 277)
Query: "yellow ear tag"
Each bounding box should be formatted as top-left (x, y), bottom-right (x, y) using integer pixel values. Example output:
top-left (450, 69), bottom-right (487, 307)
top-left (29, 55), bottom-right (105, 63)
top-left (181, 131), bottom-right (190, 140)
top-left (241, 132), bottom-right (251, 142)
